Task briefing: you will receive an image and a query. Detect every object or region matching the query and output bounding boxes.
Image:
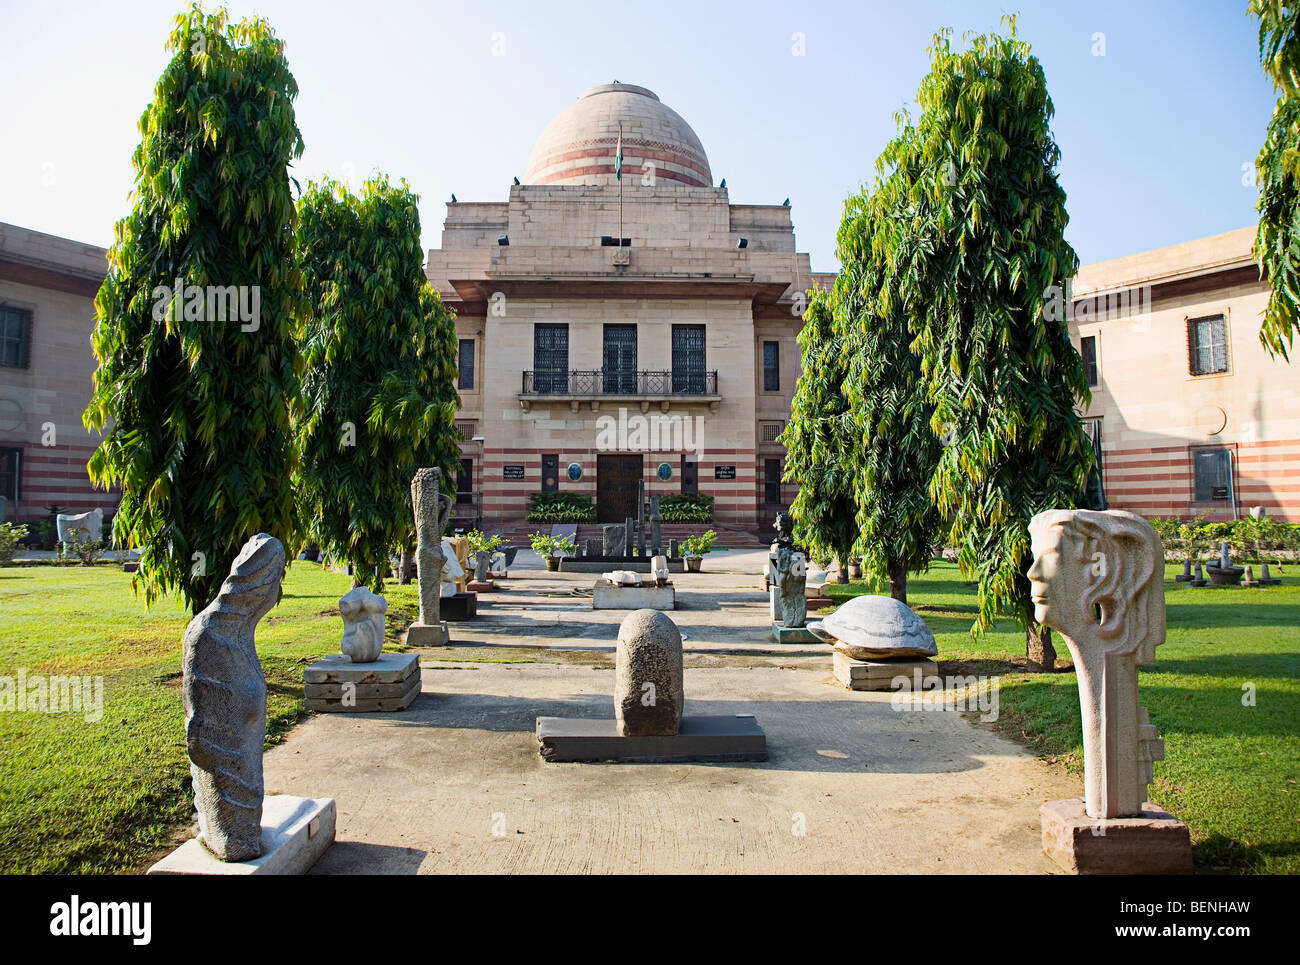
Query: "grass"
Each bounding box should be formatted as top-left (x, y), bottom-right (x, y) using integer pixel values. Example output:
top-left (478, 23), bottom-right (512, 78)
top-left (0, 562), bottom-right (419, 874)
top-left (827, 561), bottom-right (1300, 873)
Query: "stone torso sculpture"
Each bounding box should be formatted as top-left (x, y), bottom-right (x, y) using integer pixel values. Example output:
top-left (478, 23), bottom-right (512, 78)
top-left (771, 546), bottom-right (808, 627)
top-left (411, 468), bottom-right (452, 625)
top-left (439, 537), bottom-right (464, 597)
top-left (339, 586), bottom-right (387, 663)
top-left (182, 533), bottom-right (285, 861)
top-left (1028, 510), bottom-right (1166, 819)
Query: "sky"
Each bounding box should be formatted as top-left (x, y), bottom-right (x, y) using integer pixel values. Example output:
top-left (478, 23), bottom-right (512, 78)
top-left (0, 0), bottom-right (1279, 272)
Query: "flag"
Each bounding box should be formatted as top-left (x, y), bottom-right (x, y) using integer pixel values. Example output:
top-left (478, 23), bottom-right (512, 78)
top-left (614, 128), bottom-right (623, 181)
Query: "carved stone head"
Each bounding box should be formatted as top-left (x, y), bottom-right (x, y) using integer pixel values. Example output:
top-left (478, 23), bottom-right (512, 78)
top-left (1028, 510), bottom-right (1165, 661)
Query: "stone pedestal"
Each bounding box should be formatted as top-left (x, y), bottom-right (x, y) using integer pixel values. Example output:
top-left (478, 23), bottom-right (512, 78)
top-left (467, 579), bottom-right (495, 593)
top-left (806, 596), bottom-right (833, 610)
top-left (771, 623), bottom-right (821, 644)
top-left (833, 651), bottom-right (938, 691)
top-left (592, 580), bottom-right (675, 610)
top-left (406, 622), bottom-right (450, 645)
top-left (441, 592), bottom-right (477, 621)
top-left (537, 715), bottom-right (766, 763)
top-left (302, 652), bottom-right (421, 712)
top-left (1040, 798), bottom-right (1193, 874)
top-left (148, 795), bottom-right (335, 875)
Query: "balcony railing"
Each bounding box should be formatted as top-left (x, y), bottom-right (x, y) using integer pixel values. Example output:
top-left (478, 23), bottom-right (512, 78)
top-left (521, 369), bottom-right (719, 397)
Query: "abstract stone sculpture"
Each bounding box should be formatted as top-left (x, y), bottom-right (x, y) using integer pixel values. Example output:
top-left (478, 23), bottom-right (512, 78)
top-left (651, 554), bottom-right (669, 586)
top-left (807, 595), bottom-right (939, 660)
top-left (411, 468), bottom-right (452, 625)
top-left (439, 538), bottom-right (464, 597)
top-left (603, 524), bottom-right (626, 557)
top-left (1028, 509), bottom-right (1166, 818)
top-left (182, 533), bottom-right (284, 861)
top-left (770, 546), bottom-right (808, 628)
top-left (57, 508), bottom-right (103, 548)
top-left (615, 609), bottom-right (684, 736)
top-left (338, 586), bottom-right (387, 663)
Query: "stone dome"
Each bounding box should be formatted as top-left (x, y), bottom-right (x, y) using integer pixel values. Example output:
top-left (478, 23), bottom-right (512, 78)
top-left (524, 83), bottom-right (712, 188)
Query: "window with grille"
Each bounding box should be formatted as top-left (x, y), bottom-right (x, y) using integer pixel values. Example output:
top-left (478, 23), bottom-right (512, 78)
top-left (1192, 447), bottom-right (1232, 502)
top-left (457, 457), bottom-right (474, 504)
top-left (762, 340), bottom-right (780, 392)
top-left (760, 421), bottom-right (785, 443)
top-left (671, 325), bottom-right (706, 393)
top-left (1080, 335), bottom-right (1098, 387)
top-left (533, 324), bottom-right (569, 393)
top-left (458, 339), bottom-right (475, 391)
top-left (455, 420), bottom-right (476, 439)
top-left (603, 324), bottom-right (637, 393)
top-left (0, 306), bottom-right (32, 369)
top-left (0, 447), bottom-right (19, 505)
top-left (764, 458), bottom-right (782, 504)
top-left (1187, 315), bottom-right (1228, 376)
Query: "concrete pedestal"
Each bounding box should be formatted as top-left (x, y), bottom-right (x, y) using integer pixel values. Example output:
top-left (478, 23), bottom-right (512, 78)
top-left (147, 795), bottom-right (335, 875)
top-left (467, 579), bottom-right (494, 593)
top-left (1040, 798), bottom-right (1194, 874)
top-left (303, 652), bottom-right (421, 712)
top-left (406, 621), bottom-right (450, 645)
top-left (771, 623), bottom-right (821, 644)
top-left (806, 596), bottom-right (833, 610)
top-left (440, 592), bottom-right (477, 621)
top-left (592, 580), bottom-right (675, 610)
top-left (833, 651), bottom-right (938, 691)
top-left (537, 715), bottom-right (766, 763)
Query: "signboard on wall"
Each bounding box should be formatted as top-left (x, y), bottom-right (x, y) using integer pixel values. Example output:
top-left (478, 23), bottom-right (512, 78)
top-left (502, 465), bottom-right (525, 480)
top-left (714, 465), bottom-right (736, 480)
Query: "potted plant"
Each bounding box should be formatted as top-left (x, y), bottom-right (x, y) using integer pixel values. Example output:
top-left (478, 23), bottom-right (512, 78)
top-left (529, 532), bottom-right (576, 571)
top-left (467, 529), bottom-right (506, 580)
top-left (681, 529), bottom-right (717, 572)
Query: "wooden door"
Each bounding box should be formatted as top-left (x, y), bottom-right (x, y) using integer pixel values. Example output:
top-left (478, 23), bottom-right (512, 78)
top-left (596, 454), bottom-right (643, 522)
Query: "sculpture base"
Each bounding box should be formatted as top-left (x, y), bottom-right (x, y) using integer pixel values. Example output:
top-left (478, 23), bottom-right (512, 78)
top-left (833, 651), bottom-right (938, 691)
top-left (147, 795), bottom-right (336, 875)
top-left (406, 621), bottom-right (450, 645)
top-left (467, 579), bottom-right (495, 593)
top-left (488, 571), bottom-right (508, 579)
top-left (537, 715), bottom-right (766, 763)
top-left (592, 580), bottom-right (675, 610)
top-left (441, 592), bottom-right (477, 621)
top-left (806, 596), bottom-right (833, 609)
top-left (771, 623), bottom-right (820, 644)
top-left (1040, 798), bottom-right (1193, 875)
top-left (303, 652), bottom-right (421, 712)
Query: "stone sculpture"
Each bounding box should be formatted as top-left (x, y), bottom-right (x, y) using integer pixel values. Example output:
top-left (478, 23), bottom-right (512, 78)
top-left (182, 533), bottom-right (284, 861)
top-left (1028, 509), bottom-right (1166, 819)
top-left (771, 511), bottom-right (795, 551)
top-left (604, 569), bottom-right (643, 586)
top-left (615, 609), bottom-right (684, 737)
top-left (411, 468), bottom-right (452, 626)
top-left (603, 524), bottom-right (626, 557)
top-left (807, 595), bottom-right (939, 660)
top-left (57, 508), bottom-right (103, 548)
top-left (1206, 541), bottom-right (1244, 586)
top-left (440, 538), bottom-right (464, 596)
top-left (651, 553), bottom-right (669, 587)
top-left (339, 586), bottom-right (387, 663)
top-left (770, 546), bottom-right (808, 628)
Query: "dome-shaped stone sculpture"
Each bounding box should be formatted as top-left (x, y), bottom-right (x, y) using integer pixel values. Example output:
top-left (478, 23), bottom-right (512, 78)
top-left (524, 83), bottom-right (712, 187)
top-left (807, 595), bottom-right (938, 660)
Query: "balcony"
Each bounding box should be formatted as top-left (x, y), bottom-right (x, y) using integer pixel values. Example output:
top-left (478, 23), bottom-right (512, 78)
top-left (519, 369), bottom-right (721, 413)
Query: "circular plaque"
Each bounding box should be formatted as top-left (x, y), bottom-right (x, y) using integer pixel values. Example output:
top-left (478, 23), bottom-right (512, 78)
top-left (567, 462), bottom-right (583, 481)
top-left (657, 462), bottom-right (673, 481)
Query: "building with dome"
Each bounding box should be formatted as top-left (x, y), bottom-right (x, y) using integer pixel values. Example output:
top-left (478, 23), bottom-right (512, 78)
top-left (427, 82), bottom-right (834, 534)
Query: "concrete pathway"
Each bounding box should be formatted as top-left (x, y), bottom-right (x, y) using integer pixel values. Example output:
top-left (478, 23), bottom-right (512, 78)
top-left (264, 664), bottom-right (1080, 874)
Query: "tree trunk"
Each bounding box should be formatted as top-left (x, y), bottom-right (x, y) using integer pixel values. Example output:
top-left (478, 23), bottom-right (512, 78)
top-left (836, 557), bottom-right (850, 584)
top-left (1026, 620), bottom-right (1056, 672)
top-left (888, 561), bottom-right (907, 604)
top-left (398, 546), bottom-right (415, 584)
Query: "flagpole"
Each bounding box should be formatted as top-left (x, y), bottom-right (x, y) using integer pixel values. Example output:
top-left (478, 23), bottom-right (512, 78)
top-left (618, 122), bottom-right (623, 249)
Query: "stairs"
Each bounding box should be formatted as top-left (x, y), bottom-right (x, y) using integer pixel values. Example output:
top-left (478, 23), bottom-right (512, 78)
top-left (480, 519), bottom-right (765, 550)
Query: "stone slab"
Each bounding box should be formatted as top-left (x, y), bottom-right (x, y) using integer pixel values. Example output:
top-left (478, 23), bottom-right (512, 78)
top-left (806, 596), bottom-right (833, 609)
top-left (1040, 798), bottom-right (1194, 875)
top-left (771, 623), bottom-right (822, 644)
top-left (305, 673), bottom-right (422, 713)
top-left (467, 580), bottom-right (495, 592)
top-left (302, 651), bottom-right (419, 685)
top-left (592, 581), bottom-right (675, 610)
top-left (833, 651), bottom-right (938, 691)
top-left (536, 714), bottom-right (767, 763)
top-left (406, 621), bottom-right (450, 645)
top-left (148, 795), bottom-right (335, 875)
top-left (441, 592), bottom-right (477, 622)
top-left (561, 558), bottom-right (684, 573)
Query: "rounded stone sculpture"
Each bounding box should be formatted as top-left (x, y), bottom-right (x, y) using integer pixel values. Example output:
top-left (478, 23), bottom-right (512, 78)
top-left (807, 595), bottom-right (939, 660)
top-left (339, 586), bottom-right (387, 663)
top-left (614, 609), bottom-right (684, 737)
top-left (182, 533), bottom-right (285, 862)
top-left (412, 468), bottom-right (452, 624)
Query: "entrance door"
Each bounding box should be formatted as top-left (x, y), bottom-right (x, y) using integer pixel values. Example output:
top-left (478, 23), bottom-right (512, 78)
top-left (596, 454), bottom-right (643, 522)
top-left (681, 456), bottom-right (698, 495)
top-left (541, 454), bottom-right (559, 492)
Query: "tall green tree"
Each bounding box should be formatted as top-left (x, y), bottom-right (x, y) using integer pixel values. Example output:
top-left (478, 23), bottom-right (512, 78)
top-left (897, 22), bottom-right (1095, 668)
top-left (1252, 0), bottom-right (1300, 360)
top-left (295, 176), bottom-right (460, 591)
top-left (781, 286), bottom-right (860, 576)
top-left (836, 181), bottom-right (944, 604)
top-left (84, 5), bottom-right (304, 614)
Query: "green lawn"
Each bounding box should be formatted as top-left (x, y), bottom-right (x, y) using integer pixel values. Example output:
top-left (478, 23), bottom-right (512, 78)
top-left (828, 562), bottom-right (1300, 873)
top-left (0, 562), bottom-right (421, 874)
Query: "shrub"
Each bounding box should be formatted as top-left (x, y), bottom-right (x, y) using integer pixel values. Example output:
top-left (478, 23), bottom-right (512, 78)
top-left (528, 531), bottom-right (576, 557)
top-left (63, 529), bottom-right (104, 566)
top-left (681, 530), bottom-right (717, 557)
top-left (0, 523), bottom-right (29, 566)
top-left (526, 491), bottom-right (596, 522)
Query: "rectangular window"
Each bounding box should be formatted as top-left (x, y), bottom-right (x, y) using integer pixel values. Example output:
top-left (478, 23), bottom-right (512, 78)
top-left (533, 324), bottom-right (569, 393)
top-left (1187, 315), bottom-right (1228, 376)
top-left (602, 324), bottom-right (637, 394)
top-left (1192, 447), bottom-right (1232, 502)
top-left (760, 421), bottom-right (785, 444)
top-left (455, 419), bottom-right (476, 439)
top-left (671, 325), bottom-right (706, 394)
top-left (457, 458), bottom-right (474, 505)
top-left (1080, 335), bottom-right (1098, 387)
top-left (458, 339), bottom-right (475, 391)
top-left (764, 457), bottom-right (782, 505)
top-left (0, 306), bottom-right (32, 369)
top-left (762, 340), bottom-right (780, 392)
top-left (0, 447), bottom-right (19, 507)
top-left (681, 456), bottom-right (698, 495)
